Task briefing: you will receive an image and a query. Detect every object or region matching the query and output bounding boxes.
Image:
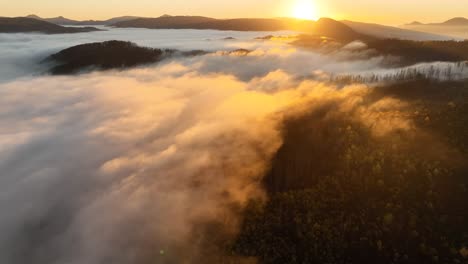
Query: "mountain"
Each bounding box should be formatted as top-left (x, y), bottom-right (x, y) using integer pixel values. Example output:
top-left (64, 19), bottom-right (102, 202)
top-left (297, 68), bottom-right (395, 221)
top-left (403, 17), bottom-right (468, 39)
top-left (342, 20), bottom-right (453, 41)
top-left (46, 16), bottom-right (81, 25)
top-left (113, 15), bottom-right (305, 30)
top-left (405, 17), bottom-right (468, 26)
top-left (0, 17), bottom-right (100, 34)
top-left (25, 14), bottom-right (42, 20)
top-left (310, 18), bottom-right (363, 41)
top-left (26, 14), bottom-right (80, 25)
top-left (25, 14), bottom-right (140, 25)
top-left (113, 16), bottom-right (218, 28)
top-left (407, 21), bottom-right (423, 26)
top-left (438, 17), bottom-right (468, 26)
top-left (44, 41), bottom-right (172, 74)
top-left (113, 16), bottom-right (363, 41)
top-left (364, 38), bottom-right (468, 66)
top-left (102, 16), bottom-right (141, 25)
top-left (44, 40), bottom-right (208, 74)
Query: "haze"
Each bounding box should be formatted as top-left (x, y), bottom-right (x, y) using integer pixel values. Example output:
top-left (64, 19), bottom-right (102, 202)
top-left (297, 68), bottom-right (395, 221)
top-left (1, 1), bottom-right (468, 263)
top-left (2, 0), bottom-right (468, 25)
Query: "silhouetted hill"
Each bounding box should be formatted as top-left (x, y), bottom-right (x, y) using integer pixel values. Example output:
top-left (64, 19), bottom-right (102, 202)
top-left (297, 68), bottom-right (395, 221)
top-left (113, 16), bottom-right (217, 28)
top-left (403, 18), bottom-right (468, 39)
top-left (439, 17), bottom-right (468, 26)
top-left (366, 39), bottom-right (468, 65)
top-left (113, 16), bottom-right (363, 41)
top-left (43, 16), bottom-right (78, 25)
top-left (44, 41), bottom-right (172, 74)
top-left (103, 16), bottom-right (141, 25)
top-left (311, 18), bottom-right (362, 41)
top-left (26, 14), bottom-right (84, 25)
top-left (407, 21), bottom-right (423, 26)
top-left (293, 31), bottom-right (468, 66)
top-left (342, 20), bottom-right (452, 41)
top-left (0, 17), bottom-right (100, 34)
top-left (44, 40), bottom-right (207, 74)
top-left (26, 14), bottom-right (140, 25)
top-left (25, 14), bottom-right (42, 20)
top-left (405, 17), bottom-right (468, 26)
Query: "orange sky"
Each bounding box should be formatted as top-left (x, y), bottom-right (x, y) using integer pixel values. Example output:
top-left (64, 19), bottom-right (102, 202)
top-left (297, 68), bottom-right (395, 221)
top-left (2, 0), bottom-right (467, 25)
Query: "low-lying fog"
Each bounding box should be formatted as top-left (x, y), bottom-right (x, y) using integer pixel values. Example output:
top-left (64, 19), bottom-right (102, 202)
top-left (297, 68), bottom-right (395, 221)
top-left (3, 27), bottom-right (467, 83)
top-left (0, 27), bottom-right (294, 82)
top-left (0, 27), bottom-right (467, 264)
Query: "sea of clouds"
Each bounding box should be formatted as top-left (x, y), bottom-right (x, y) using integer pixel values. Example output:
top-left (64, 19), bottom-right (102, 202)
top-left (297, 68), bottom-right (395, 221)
top-left (0, 27), bottom-right (466, 264)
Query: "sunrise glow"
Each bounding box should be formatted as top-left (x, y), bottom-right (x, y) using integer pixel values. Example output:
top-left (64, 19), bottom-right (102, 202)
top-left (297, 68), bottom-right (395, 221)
top-left (292, 0), bottom-right (319, 20)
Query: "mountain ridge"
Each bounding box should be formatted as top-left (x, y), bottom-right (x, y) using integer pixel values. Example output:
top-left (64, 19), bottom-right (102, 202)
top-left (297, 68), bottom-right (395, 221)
top-left (0, 17), bottom-right (101, 34)
top-left (342, 20), bottom-right (453, 41)
top-left (25, 14), bottom-right (141, 25)
top-left (403, 17), bottom-right (468, 39)
top-left (112, 16), bottom-right (365, 42)
top-left (405, 17), bottom-right (468, 26)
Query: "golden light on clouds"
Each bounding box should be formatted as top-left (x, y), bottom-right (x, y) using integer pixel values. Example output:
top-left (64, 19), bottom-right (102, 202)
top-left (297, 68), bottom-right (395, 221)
top-left (292, 0), bottom-right (319, 20)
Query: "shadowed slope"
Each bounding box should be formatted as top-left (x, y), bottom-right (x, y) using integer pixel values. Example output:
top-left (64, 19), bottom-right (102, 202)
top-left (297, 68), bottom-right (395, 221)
top-left (44, 40), bottom-right (209, 75)
top-left (342, 20), bottom-right (453, 41)
top-left (26, 14), bottom-right (141, 26)
top-left (114, 17), bottom-right (364, 42)
top-left (0, 17), bottom-right (100, 34)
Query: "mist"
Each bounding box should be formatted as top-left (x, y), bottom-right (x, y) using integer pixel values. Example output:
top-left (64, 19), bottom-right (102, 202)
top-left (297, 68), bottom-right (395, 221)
top-left (0, 27), bottom-right (466, 264)
top-left (0, 28), bottom-right (441, 83)
top-left (0, 65), bottom-right (291, 263)
top-left (0, 28), bottom-right (294, 82)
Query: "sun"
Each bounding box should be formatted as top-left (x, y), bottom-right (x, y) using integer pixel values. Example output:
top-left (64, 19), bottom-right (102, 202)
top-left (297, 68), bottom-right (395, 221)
top-left (292, 0), bottom-right (319, 20)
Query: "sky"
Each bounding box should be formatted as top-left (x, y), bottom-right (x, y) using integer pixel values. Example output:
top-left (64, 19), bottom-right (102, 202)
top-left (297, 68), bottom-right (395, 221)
top-left (1, 0), bottom-right (468, 25)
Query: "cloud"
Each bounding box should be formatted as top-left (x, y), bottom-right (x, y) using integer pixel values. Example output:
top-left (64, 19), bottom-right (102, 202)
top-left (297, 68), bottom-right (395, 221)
top-left (0, 57), bottom-right (422, 263)
top-left (0, 64), bottom-right (299, 263)
top-left (0, 29), bottom-right (294, 83)
top-left (0, 28), bottom-right (465, 264)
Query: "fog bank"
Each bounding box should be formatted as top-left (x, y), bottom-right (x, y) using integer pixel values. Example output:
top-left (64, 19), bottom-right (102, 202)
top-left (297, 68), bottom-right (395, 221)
top-left (1, 28), bottom-right (467, 264)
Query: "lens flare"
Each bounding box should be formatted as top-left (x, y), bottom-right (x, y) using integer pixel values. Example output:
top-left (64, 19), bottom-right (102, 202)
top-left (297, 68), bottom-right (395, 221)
top-left (292, 0), bottom-right (319, 20)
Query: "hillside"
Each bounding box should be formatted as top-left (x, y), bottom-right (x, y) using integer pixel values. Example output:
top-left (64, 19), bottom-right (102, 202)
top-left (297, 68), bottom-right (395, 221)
top-left (113, 15), bottom-right (219, 28)
top-left (366, 39), bottom-right (468, 65)
top-left (311, 18), bottom-right (363, 41)
top-left (44, 41), bottom-right (173, 74)
top-left (26, 14), bottom-right (140, 25)
top-left (342, 20), bottom-right (453, 41)
top-left (405, 17), bottom-right (468, 26)
top-left (294, 32), bottom-right (468, 66)
top-left (43, 40), bottom-right (207, 74)
top-left (29, 15), bottom-right (78, 25)
top-left (0, 17), bottom-right (100, 34)
top-left (113, 16), bottom-right (364, 41)
top-left (235, 79), bottom-right (468, 264)
top-left (406, 17), bottom-right (468, 26)
top-left (437, 17), bottom-right (468, 26)
top-left (403, 17), bottom-right (468, 39)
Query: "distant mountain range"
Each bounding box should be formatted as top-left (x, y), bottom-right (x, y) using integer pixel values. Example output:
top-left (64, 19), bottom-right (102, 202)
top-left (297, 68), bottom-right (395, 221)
top-left (342, 20), bottom-right (453, 41)
top-left (9, 15), bottom-right (364, 41)
top-left (25, 14), bottom-right (141, 25)
top-left (114, 16), bottom-right (365, 41)
top-left (406, 17), bottom-right (468, 26)
top-left (0, 14), bottom-right (461, 40)
top-left (403, 17), bottom-right (468, 39)
top-left (112, 16), bottom-right (455, 41)
top-left (0, 17), bottom-right (100, 34)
